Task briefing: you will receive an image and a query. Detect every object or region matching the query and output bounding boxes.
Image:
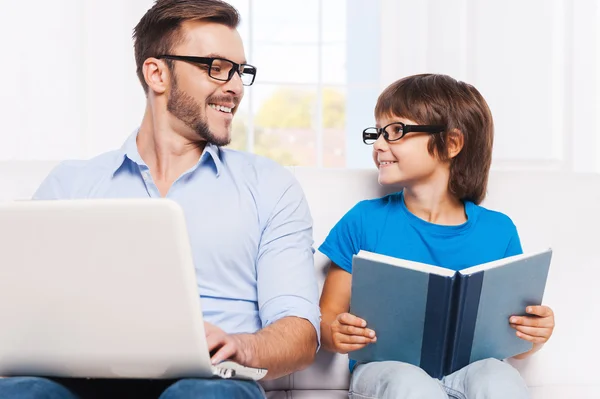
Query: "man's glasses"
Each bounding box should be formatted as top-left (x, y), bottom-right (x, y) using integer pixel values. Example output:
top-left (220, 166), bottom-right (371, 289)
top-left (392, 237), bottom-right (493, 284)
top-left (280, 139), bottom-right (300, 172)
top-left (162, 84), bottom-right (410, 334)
top-left (363, 122), bottom-right (445, 145)
top-left (157, 55), bottom-right (257, 86)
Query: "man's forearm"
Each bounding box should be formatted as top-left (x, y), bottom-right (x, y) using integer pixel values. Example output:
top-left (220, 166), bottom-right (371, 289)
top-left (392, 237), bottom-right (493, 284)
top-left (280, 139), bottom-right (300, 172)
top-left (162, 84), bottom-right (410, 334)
top-left (233, 316), bottom-right (318, 380)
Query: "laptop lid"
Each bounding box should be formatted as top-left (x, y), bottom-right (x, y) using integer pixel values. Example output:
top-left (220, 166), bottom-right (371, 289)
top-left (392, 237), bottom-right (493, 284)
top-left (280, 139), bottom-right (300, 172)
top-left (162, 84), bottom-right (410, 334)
top-left (0, 199), bottom-right (215, 379)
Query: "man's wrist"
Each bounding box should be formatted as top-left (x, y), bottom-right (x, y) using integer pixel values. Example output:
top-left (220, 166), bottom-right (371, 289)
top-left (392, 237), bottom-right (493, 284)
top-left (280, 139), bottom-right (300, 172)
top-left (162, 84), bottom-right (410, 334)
top-left (231, 333), bottom-right (254, 365)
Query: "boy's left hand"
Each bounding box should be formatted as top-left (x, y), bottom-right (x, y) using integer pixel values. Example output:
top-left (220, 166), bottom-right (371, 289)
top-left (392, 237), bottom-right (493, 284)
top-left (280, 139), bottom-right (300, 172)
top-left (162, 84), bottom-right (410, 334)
top-left (509, 305), bottom-right (555, 344)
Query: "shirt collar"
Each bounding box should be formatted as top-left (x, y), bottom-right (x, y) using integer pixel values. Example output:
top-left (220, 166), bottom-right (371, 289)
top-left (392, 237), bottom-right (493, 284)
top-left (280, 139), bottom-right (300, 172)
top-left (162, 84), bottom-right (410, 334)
top-left (111, 129), bottom-right (223, 177)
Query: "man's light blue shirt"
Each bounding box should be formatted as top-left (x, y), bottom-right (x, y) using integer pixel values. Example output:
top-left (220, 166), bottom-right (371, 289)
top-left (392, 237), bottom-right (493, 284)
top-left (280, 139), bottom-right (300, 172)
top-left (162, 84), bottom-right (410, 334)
top-left (33, 131), bottom-right (321, 342)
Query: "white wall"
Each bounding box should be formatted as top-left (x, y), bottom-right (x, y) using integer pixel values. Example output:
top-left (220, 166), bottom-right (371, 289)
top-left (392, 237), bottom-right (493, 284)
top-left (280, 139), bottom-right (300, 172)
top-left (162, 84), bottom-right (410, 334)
top-left (0, 0), bottom-right (153, 161)
top-left (380, 0), bottom-right (600, 173)
top-left (1, 0), bottom-right (599, 173)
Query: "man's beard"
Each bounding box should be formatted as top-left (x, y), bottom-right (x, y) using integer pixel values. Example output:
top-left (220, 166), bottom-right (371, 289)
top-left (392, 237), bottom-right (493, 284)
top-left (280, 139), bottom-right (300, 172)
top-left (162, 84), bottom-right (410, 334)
top-left (166, 76), bottom-right (231, 147)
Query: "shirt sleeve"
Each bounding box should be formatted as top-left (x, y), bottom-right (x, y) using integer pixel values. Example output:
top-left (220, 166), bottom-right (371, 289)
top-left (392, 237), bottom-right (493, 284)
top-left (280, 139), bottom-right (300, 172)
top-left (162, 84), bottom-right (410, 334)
top-left (504, 223), bottom-right (524, 257)
top-left (318, 201), bottom-right (364, 274)
top-left (256, 172), bottom-right (321, 347)
top-left (32, 162), bottom-right (73, 200)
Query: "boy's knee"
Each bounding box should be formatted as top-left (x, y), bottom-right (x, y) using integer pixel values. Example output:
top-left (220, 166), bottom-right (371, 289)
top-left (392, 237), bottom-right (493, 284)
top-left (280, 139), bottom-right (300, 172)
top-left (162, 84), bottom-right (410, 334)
top-left (380, 361), bottom-right (432, 383)
top-left (352, 362), bottom-right (446, 399)
top-left (465, 358), bottom-right (529, 397)
top-left (472, 358), bottom-right (521, 380)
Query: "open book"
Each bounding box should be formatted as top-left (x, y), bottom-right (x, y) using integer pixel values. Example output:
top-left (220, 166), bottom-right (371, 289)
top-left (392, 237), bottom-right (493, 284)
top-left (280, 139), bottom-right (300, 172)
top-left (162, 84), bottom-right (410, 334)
top-left (349, 248), bottom-right (552, 378)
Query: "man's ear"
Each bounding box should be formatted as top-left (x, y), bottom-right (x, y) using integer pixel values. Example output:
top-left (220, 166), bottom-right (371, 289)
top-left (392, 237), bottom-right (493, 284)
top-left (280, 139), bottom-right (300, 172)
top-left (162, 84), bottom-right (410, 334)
top-left (143, 57), bottom-right (170, 94)
top-left (446, 129), bottom-right (464, 159)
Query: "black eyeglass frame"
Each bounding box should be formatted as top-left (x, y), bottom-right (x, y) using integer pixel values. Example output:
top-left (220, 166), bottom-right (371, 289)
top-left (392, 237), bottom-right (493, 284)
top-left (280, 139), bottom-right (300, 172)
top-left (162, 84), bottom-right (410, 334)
top-left (362, 121), bottom-right (445, 145)
top-left (156, 55), bottom-right (257, 86)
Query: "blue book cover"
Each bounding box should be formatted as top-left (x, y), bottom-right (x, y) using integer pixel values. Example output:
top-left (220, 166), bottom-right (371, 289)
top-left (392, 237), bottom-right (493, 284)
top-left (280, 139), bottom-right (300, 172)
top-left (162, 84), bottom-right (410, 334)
top-left (348, 248), bottom-right (552, 379)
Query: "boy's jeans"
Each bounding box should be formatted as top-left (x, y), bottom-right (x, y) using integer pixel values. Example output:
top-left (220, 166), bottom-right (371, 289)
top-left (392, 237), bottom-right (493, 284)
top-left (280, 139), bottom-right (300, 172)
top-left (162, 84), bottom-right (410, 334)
top-left (349, 358), bottom-right (530, 399)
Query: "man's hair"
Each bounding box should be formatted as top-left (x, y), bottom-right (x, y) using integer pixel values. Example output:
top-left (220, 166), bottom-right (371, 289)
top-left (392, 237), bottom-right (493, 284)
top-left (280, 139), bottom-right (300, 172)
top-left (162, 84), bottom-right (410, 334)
top-left (133, 0), bottom-right (240, 93)
top-left (375, 74), bottom-right (494, 204)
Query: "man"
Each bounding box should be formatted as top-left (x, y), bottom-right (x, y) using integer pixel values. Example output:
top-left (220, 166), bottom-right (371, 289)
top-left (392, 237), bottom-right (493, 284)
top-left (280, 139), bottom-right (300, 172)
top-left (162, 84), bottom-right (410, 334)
top-left (0, 0), bottom-right (320, 398)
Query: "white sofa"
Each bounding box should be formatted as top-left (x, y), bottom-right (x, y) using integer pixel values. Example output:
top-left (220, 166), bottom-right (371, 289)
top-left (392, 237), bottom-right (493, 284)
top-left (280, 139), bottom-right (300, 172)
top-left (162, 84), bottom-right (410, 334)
top-left (1, 162), bottom-right (598, 398)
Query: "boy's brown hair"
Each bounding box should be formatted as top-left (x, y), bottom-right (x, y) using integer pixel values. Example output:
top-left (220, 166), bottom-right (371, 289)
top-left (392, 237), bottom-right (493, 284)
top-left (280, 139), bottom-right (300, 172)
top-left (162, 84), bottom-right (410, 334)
top-left (375, 74), bottom-right (494, 204)
top-left (133, 0), bottom-right (240, 93)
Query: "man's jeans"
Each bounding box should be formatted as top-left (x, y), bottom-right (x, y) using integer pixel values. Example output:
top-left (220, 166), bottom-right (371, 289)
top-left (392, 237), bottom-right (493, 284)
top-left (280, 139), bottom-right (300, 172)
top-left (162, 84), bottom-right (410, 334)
top-left (0, 376), bottom-right (266, 399)
top-left (349, 358), bottom-right (530, 399)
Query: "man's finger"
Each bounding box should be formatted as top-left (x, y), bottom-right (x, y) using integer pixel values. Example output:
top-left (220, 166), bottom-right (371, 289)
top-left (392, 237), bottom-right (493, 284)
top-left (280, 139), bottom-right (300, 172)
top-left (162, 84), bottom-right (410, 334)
top-left (341, 325), bottom-right (376, 338)
top-left (510, 324), bottom-right (552, 338)
top-left (526, 306), bottom-right (553, 318)
top-left (338, 313), bottom-right (367, 327)
top-left (211, 341), bottom-right (238, 365)
top-left (515, 330), bottom-right (548, 344)
top-left (204, 321), bottom-right (222, 337)
top-left (206, 334), bottom-right (226, 352)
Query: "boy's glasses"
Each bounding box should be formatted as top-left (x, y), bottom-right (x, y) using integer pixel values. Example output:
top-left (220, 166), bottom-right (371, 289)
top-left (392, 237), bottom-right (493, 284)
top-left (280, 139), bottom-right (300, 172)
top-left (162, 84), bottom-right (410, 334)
top-left (363, 122), bottom-right (445, 145)
top-left (157, 55), bottom-right (257, 86)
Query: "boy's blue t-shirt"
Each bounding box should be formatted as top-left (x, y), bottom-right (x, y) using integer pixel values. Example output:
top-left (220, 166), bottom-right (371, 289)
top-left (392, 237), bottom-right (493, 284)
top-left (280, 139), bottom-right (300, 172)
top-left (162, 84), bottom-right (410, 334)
top-left (318, 191), bottom-right (523, 371)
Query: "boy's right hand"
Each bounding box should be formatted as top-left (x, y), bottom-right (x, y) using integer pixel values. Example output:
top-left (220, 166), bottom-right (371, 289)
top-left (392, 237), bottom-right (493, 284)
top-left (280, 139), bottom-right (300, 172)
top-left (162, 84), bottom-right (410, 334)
top-left (331, 313), bottom-right (377, 354)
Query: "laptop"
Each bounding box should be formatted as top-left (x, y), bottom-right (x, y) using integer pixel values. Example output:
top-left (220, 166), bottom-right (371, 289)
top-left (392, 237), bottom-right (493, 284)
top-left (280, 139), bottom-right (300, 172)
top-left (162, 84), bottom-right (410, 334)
top-left (0, 199), bottom-right (267, 381)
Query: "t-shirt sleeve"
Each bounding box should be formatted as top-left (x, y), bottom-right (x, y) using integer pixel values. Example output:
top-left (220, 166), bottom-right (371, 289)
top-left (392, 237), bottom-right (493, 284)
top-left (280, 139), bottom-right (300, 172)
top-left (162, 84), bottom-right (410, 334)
top-left (318, 202), bottom-right (365, 274)
top-left (504, 223), bottom-right (524, 257)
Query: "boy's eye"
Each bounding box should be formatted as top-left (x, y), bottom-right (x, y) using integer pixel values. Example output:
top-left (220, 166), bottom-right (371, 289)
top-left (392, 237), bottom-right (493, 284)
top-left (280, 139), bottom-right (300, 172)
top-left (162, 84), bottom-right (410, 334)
top-left (389, 125), bottom-right (403, 136)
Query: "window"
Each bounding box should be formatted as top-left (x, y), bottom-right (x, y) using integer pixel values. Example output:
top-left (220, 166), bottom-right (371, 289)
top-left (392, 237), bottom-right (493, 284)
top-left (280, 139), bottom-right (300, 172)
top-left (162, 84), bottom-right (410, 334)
top-left (0, 0), bottom-right (381, 168)
top-left (226, 0), bottom-right (381, 168)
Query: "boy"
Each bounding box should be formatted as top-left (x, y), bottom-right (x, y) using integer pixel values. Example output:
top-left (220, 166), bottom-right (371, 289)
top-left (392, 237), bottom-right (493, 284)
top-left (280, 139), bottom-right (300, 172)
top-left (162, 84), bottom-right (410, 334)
top-left (319, 74), bottom-right (555, 399)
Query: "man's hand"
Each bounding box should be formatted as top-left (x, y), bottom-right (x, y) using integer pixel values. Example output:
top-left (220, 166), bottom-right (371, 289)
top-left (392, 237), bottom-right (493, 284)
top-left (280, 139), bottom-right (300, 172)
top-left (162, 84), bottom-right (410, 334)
top-left (330, 313), bottom-right (376, 354)
top-left (204, 322), bottom-right (248, 365)
top-left (510, 305), bottom-right (555, 344)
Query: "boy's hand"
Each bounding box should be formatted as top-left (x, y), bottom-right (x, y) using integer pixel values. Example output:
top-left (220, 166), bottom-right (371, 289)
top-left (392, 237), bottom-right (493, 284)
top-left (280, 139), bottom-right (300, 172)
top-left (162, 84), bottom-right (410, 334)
top-left (510, 305), bottom-right (555, 344)
top-left (331, 313), bottom-right (377, 354)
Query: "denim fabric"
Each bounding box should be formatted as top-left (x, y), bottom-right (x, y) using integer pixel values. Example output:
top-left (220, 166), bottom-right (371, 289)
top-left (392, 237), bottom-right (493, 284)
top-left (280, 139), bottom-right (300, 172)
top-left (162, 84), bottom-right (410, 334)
top-left (349, 358), bottom-right (530, 399)
top-left (0, 376), bottom-right (265, 399)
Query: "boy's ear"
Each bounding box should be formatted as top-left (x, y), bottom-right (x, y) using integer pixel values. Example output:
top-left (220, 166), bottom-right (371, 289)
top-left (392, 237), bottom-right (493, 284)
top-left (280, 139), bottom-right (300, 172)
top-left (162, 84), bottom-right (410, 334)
top-left (446, 129), bottom-right (464, 159)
